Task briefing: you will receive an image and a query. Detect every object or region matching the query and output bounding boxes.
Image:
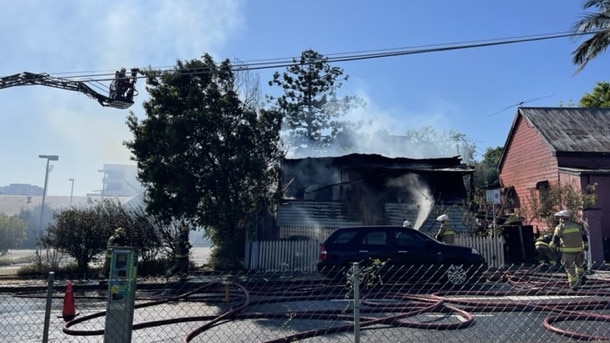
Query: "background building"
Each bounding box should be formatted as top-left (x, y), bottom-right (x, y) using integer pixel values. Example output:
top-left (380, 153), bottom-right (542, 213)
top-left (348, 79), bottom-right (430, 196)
top-left (94, 164), bottom-right (143, 198)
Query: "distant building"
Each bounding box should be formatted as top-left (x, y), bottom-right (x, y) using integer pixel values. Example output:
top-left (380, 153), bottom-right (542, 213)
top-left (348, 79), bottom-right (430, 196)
top-left (0, 183), bottom-right (43, 196)
top-left (92, 164), bottom-right (143, 198)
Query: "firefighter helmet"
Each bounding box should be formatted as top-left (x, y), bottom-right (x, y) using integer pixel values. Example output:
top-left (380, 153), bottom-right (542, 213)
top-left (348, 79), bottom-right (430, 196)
top-left (402, 220), bottom-right (412, 228)
top-left (436, 214), bottom-right (449, 222)
top-left (554, 210), bottom-right (571, 218)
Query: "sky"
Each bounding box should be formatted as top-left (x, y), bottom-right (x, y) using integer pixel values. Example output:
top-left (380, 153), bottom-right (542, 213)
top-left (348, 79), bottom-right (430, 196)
top-left (1, 0), bottom-right (608, 197)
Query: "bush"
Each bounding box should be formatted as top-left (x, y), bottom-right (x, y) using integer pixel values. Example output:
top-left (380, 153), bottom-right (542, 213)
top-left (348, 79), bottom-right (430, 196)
top-left (11, 257), bottom-right (197, 279)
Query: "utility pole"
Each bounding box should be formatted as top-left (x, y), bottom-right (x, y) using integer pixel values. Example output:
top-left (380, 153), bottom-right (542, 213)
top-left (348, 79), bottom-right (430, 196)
top-left (37, 155), bottom-right (58, 264)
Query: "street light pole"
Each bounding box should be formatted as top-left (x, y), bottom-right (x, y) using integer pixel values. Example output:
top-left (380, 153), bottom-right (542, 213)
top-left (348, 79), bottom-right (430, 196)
top-left (98, 169), bottom-right (107, 201)
top-left (38, 155), bottom-right (59, 242)
top-left (69, 178), bottom-right (75, 206)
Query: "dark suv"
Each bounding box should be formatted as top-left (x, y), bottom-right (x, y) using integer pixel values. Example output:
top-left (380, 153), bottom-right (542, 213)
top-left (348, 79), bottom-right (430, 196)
top-left (317, 226), bottom-right (487, 286)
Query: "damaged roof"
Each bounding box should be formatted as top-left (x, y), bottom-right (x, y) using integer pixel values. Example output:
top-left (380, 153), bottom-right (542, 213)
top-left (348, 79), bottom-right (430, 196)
top-left (515, 107), bottom-right (610, 153)
top-left (282, 153), bottom-right (473, 172)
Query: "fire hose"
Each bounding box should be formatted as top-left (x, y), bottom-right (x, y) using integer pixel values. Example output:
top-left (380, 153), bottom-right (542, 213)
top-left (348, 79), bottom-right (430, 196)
top-left (10, 268), bottom-right (610, 342)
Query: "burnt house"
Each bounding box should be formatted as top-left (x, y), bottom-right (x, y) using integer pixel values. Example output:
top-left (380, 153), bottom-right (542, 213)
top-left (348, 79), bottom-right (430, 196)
top-left (275, 153), bottom-right (475, 240)
top-left (498, 107), bottom-right (610, 263)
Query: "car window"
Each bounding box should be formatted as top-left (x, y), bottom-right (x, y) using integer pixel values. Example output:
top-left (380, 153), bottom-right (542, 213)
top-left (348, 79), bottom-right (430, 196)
top-left (329, 230), bottom-right (358, 244)
top-left (394, 229), bottom-right (428, 248)
top-left (361, 231), bottom-right (387, 245)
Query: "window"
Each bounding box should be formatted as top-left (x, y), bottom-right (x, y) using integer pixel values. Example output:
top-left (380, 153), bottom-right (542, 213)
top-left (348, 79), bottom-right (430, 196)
top-left (535, 180), bottom-right (549, 191)
top-left (395, 229), bottom-right (428, 248)
top-left (362, 231), bottom-right (387, 245)
top-left (330, 230), bottom-right (358, 244)
top-left (396, 232), bottom-right (413, 246)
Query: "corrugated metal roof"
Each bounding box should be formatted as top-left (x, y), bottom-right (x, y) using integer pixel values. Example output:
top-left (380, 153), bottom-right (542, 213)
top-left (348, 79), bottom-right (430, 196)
top-left (519, 107), bottom-right (610, 153)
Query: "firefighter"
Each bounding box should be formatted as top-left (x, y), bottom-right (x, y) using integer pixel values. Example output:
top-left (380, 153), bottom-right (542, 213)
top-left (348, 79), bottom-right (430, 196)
top-left (99, 227), bottom-right (127, 280)
top-left (534, 233), bottom-right (557, 268)
top-left (116, 68), bottom-right (128, 98)
top-left (551, 210), bottom-right (588, 289)
top-left (435, 214), bottom-right (455, 244)
top-left (165, 225), bottom-right (192, 279)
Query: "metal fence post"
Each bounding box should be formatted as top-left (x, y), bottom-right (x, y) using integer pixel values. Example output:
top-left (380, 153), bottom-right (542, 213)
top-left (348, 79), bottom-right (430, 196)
top-left (352, 262), bottom-right (360, 343)
top-left (42, 271), bottom-right (55, 343)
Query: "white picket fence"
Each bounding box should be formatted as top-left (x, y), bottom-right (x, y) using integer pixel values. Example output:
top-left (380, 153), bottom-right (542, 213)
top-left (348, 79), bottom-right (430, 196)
top-left (454, 235), bottom-right (505, 268)
top-left (246, 234), bottom-right (506, 272)
top-left (246, 240), bottom-right (321, 272)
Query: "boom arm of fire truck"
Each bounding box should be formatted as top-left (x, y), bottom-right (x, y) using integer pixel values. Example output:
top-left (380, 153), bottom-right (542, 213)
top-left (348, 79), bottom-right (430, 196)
top-left (0, 68), bottom-right (139, 109)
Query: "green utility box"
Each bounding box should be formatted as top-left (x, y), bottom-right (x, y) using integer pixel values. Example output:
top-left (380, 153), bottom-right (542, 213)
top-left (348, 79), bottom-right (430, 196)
top-left (104, 246), bottom-right (138, 343)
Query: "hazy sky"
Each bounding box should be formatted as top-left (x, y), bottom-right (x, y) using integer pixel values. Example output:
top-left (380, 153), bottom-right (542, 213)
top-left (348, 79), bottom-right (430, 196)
top-left (1, 1), bottom-right (606, 196)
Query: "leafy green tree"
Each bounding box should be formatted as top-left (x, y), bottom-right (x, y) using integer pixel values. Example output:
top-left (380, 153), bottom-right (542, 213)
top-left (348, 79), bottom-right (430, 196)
top-left (474, 146), bottom-right (502, 188)
top-left (579, 81), bottom-right (610, 107)
top-left (466, 146), bottom-right (503, 235)
top-left (268, 49), bottom-right (364, 157)
top-left (43, 207), bottom-right (106, 271)
top-left (16, 207), bottom-right (41, 249)
top-left (524, 183), bottom-right (597, 231)
top-left (0, 214), bottom-right (26, 255)
top-left (572, 0), bottom-right (610, 72)
top-left (126, 54), bottom-right (283, 270)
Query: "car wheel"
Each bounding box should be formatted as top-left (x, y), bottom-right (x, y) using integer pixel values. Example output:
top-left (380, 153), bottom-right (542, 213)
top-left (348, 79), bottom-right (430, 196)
top-left (345, 263), bottom-right (365, 287)
top-left (445, 264), bottom-right (468, 286)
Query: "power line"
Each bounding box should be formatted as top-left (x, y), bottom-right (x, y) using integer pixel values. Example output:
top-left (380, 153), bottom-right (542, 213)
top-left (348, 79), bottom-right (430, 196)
top-left (487, 94), bottom-right (555, 118)
top-left (45, 30), bottom-right (597, 83)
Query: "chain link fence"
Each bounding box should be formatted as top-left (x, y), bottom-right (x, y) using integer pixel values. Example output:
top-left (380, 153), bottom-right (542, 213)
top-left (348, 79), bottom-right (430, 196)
top-left (1, 263), bottom-right (609, 342)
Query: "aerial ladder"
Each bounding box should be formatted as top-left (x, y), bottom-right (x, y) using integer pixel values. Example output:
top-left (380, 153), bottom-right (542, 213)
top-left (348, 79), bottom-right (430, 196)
top-left (0, 68), bottom-right (140, 109)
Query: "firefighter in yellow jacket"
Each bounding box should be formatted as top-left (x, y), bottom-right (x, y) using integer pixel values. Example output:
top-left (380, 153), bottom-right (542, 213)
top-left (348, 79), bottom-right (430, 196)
top-left (534, 233), bottom-right (557, 268)
top-left (551, 210), bottom-right (588, 289)
top-left (99, 227), bottom-right (127, 280)
top-left (435, 214), bottom-right (455, 244)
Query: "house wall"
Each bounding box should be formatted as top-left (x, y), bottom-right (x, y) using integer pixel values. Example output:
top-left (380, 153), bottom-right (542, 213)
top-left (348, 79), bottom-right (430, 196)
top-left (499, 116), bottom-right (559, 232)
top-left (572, 173), bottom-right (610, 263)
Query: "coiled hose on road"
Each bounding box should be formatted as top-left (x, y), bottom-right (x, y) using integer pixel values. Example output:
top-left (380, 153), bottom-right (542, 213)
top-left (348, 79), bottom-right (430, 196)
top-left (28, 269), bottom-right (610, 342)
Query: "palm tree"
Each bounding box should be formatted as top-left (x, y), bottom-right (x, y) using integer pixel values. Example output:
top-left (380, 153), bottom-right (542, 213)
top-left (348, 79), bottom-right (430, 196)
top-left (572, 0), bottom-right (610, 72)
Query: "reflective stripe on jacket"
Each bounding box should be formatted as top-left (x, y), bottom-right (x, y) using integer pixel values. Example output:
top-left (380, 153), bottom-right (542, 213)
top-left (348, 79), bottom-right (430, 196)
top-left (438, 223), bottom-right (455, 237)
top-left (555, 223), bottom-right (584, 253)
top-left (443, 229), bottom-right (455, 237)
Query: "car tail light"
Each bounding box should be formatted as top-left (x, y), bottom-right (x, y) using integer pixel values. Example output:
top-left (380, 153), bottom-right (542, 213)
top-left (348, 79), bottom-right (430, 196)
top-left (319, 244), bottom-right (328, 261)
